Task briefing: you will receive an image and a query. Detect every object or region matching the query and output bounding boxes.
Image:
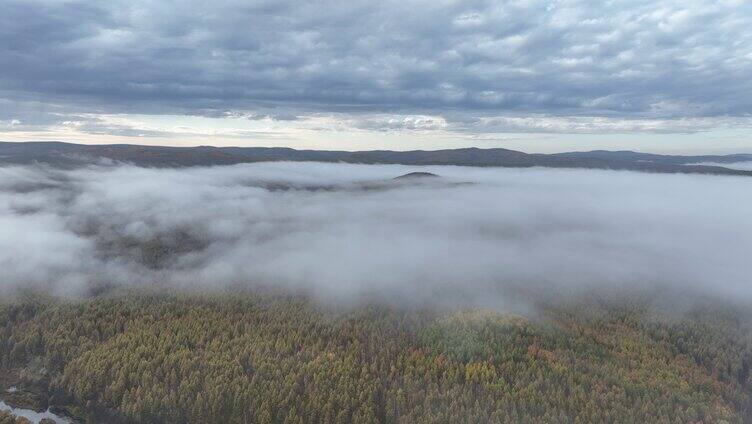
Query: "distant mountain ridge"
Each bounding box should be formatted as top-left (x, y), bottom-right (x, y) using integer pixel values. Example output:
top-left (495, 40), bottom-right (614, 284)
top-left (1, 141), bottom-right (751, 176)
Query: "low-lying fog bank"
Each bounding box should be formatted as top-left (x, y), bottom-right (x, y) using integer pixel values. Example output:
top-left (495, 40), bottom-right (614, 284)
top-left (691, 161), bottom-right (752, 171)
top-left (0, 162), bottom-right (749, 308)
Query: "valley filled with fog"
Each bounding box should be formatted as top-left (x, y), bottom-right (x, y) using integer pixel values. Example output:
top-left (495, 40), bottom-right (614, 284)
top-left (1, 162), bottom-right (749, 307)
top-left (3, 162), bottom-right (752, 423)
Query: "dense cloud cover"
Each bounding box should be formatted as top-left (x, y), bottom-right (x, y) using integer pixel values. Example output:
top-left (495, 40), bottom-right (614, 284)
top-left (1, 0), bottom-right (752, 137)
top-left (0, 162), bottom-right (750, 307)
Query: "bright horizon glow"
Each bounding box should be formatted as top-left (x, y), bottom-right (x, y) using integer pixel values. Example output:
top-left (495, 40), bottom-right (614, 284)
top-left (3, 121), bottom-right (751, 155)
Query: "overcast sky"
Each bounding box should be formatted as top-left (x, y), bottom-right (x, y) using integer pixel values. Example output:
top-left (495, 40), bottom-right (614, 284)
top-left (1, 0), bottom-right (751, 153)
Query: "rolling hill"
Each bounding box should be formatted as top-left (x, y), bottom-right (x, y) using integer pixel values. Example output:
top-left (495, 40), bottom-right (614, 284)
top-left (1, 141), bottom-right (751, 176)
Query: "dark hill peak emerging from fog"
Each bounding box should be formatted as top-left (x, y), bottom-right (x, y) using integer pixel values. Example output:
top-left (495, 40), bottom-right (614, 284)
top-left (1, 141), bottom-right (751, 176)
top-left (394, 172), bottom-right (439, 180)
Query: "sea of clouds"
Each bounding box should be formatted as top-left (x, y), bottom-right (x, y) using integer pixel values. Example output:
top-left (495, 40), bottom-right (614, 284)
top-left (0, 162), bottom-right (750, 308)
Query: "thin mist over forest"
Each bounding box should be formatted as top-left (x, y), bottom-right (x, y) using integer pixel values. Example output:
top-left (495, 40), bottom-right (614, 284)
top-left (1, 162), bottom-right (749, 307)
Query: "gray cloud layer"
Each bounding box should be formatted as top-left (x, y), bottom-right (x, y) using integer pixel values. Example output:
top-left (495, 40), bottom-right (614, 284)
top-left (1, 162), bottom-right (750, 308)
top-left (1, 0), bottom-right (752, 135)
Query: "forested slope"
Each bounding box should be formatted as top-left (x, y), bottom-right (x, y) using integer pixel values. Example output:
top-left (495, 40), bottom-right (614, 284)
top-left (0, 411), bottom-right (31, 424)
top-left (1, 291), bottom-right (751, 423)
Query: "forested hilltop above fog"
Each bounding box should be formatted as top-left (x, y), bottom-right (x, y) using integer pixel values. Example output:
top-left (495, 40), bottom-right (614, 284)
top-left (1, 141), bottom-right (751, 176)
